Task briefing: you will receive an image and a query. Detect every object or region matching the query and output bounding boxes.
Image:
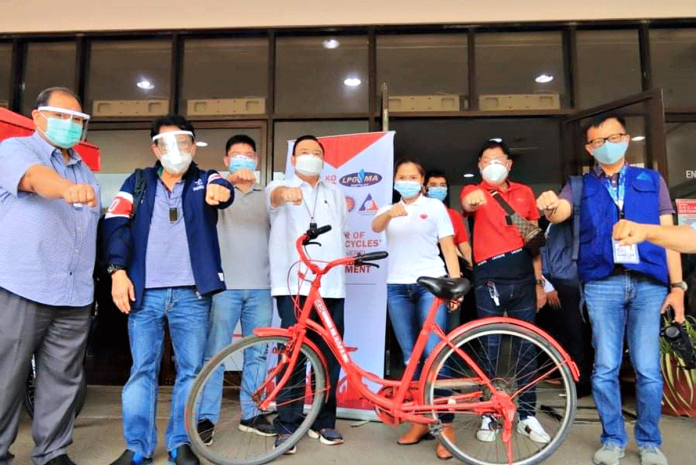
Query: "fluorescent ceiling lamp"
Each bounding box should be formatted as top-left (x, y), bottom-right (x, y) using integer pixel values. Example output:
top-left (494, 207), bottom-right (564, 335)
top-left (137, 79), bottom-right (154, 90)
top-left (490, 138), bottom-right (503, 143)
top-left (344, 77), bottom-right (361, 87)
top-left (463, 173), bottom-right (475, 178)
top-left (195, 141), bottom-right (208, 147)
top-left (632, 136), bottom-right (646, 141)
top-left (322, 39), bottom-right (340, 49)
top-left (535, 74), bottom-right (554, 84)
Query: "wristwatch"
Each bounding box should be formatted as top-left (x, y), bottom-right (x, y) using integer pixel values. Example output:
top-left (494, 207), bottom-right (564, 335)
top-left (107, 264), bottom-right (126, 275)
top-left (670, 281), bottom-right (688, 292)
top-left (536, 278), bottom-right (546, 287)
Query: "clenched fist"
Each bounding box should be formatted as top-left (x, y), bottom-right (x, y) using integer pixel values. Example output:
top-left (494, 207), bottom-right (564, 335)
top-left (206, 183), bottom-right (232, 206)
top-left (63, 183), bottom-right (97, 208)
top-left (281, 187), bottom-right (304, 205)
top-left (612, 219), bottom-right (648, 246)
top-left (463, 189), bottom-right (487, 211)
top-left (228, 168), bottom-right (256, 185)
top-left (537, 191), bottom-right (561, 212)
top-left (388, 203), bottom-right (407, 218)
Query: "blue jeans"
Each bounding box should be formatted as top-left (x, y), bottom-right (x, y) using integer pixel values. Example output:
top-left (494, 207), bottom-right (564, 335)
top-left (584, 273), bottom-right (667, 448)
top-left (475, 281), bottom-right (537, 419)
top-left (122, 288), bottom-right (210, 457)
top-left (199, 289), bottom-right (273, 423)
top-left (387, 283), bottom-right (447, 377)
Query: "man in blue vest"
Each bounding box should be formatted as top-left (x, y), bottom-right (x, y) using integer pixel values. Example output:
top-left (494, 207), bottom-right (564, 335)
top-left (536, 114), bottom-right (684, 465)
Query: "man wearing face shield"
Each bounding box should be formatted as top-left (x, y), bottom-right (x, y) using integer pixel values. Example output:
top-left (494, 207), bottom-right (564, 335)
top-left (537, 114), bottom-right (681, 465)
top-left (265, 135), bottom-right (348, 453)
top-left (0, 87), bottom-right (98, 465)
top-left (460, 139), bottom-right (552, 445)
top-left (102, 115), bottom-right (233, 465)
top-left (195, 135), bottom-right (274, 445)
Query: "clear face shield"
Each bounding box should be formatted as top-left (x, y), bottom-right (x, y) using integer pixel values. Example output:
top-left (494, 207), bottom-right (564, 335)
top-left (36, 106), bottom-right (91, 149)
top-left (152, 130), bottom-right (195, 175)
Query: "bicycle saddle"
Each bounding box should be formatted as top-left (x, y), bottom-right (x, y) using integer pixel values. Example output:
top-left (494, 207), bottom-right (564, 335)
top-left (417, 277), bottom-right (472, 300)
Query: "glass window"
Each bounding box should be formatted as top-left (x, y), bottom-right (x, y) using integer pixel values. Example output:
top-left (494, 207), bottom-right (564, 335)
top-left (666, 122), bottom-right (696, 190)
top-left (273, 120), bottom-right (369, 178)
top-left (181, 38), bottom-right (268, 116)
top-left (22, 42), bottom-right (76, 115)
top-left (377, 34), bottom-right (468, 111)
top-left (0, 43), bottom-right (12, 109)
top-left (650, 28), bottom-right (696, 109)
top-left (576, 30), bottom-right (641, 109)
top-left (475, 32), bottom-right (567, 109)
top-left (275, 36), bottom-right (368, 114)
top-left (87, 40), bottom-right (171, 117)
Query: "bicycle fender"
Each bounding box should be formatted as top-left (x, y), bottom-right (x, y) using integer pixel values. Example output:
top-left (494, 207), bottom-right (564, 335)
top-left (420, 316), bottom-right (580, 393)
top-left (253, 327), bottom-right (332, 397)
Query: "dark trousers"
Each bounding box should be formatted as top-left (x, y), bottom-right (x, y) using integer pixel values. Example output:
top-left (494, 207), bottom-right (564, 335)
top-left (474, 281), bottom-right (538, 418)
top-left (0, 288), bottom-right (90, 465)
top-left (536, 279), bottom-right (594, 393)
top-left (273, 295), bottom-right (344, 434)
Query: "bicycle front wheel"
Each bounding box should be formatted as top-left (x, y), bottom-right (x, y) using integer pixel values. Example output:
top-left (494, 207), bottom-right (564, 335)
top-left (424, 323), bottom-right (577, 465)
top-left (185, 335), bottom-right (327, 465)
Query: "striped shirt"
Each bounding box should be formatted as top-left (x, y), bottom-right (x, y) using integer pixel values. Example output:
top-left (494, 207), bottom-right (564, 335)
top-left (0, 132), bottom-right (100, 307)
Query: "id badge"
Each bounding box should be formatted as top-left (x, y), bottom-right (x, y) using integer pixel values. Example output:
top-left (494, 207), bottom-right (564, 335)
top-left (612, 240), bottom-right (640, 264)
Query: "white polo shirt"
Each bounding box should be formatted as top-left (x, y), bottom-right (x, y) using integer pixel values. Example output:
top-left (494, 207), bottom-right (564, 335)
top-left (266, 177), bottom-right (348, 298)
top-left (377, 194), bottom-right (454, 284)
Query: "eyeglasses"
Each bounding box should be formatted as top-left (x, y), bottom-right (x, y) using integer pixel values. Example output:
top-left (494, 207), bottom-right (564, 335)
top-left (40, 110), bottom-right (87, 126)
top-left (586, 133), bottom-right (629, 149)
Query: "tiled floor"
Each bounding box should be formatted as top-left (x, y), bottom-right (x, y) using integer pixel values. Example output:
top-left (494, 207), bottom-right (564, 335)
top-left (9, 386), bottom-right (696, 464)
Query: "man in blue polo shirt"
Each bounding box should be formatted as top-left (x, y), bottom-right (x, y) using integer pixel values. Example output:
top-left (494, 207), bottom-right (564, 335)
top-left (537, 114), bottom-right (684, 465)
top-left (0, 87), bottom-right (98, 465)
top-left (103, 115), bottom-right (233, 465)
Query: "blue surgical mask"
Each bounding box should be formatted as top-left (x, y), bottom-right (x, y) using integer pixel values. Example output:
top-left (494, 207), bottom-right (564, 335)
top-left (43, 117), bottom-right (83, 149)
top-left (428, 186), bottom-right (448, 202)
top-left (229, 156), bottom-right (256, 173)
top-left (591, 140), bottom-right (628, 165)
top-left (394, 180), bottom-right (422, 199)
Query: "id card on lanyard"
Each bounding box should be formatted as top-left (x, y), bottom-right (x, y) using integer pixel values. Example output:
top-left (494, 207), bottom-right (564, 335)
top-left (606, 166), bottom-right (640, 264)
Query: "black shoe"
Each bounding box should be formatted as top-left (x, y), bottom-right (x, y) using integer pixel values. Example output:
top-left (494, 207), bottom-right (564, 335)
top-left (274, 434), bottom-right (297, 455)
top-left (197, 419), bottom-right (215, 445)
top-left (46, 456), bottom-right (77, 465)
top-left (239, 414), bottom-right (276, 437)
top-left (168, 445), bottom-right (199, 465)
top-left (308, 428), bottom-right (344, 445)
top-left (109, 450), bottom-right (153, 465)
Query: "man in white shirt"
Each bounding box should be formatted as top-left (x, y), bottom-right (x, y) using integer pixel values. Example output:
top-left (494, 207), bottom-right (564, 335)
top-left (265, 135), bottom-right (348, 453)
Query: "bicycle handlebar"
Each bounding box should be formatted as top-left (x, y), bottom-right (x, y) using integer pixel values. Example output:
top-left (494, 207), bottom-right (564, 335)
top-left (296, 225), bottom-right (388, 276)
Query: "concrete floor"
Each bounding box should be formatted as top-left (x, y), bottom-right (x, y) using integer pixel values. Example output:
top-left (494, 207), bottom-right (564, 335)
top-left (9, 386), bottom-right (696, 465)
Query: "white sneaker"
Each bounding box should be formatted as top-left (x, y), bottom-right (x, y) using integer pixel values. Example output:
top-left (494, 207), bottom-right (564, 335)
top-left (476, 415), bottom-right (497, 443)
top-left (517, 416), bottom-right (551, 444)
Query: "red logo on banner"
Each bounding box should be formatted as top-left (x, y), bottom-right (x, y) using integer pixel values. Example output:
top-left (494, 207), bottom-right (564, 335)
top-left (420, 214), bottom-right (428, 219)
top-left (346, 196), bottom-right (356, 212)
top-left (317, 132), bottom-right (387, 169)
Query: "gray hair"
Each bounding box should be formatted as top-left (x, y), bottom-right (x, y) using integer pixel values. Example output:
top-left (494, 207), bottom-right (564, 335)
top-left (35, 87), bottom-right (81, 109)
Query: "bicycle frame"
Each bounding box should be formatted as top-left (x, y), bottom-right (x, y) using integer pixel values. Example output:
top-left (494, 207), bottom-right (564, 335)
top-left (254, 232), bottom-right (579, 429)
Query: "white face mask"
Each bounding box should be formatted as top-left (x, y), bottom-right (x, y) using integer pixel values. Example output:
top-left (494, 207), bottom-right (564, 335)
top-left (295, 154), bottom-right (324, 177)
top-left (161, 151), bottom-right (193, 175)
top-left (481, 160), bottom-right (509, 185)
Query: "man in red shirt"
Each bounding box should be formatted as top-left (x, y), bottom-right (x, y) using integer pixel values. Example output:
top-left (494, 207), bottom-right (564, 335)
top-left (460, 139), bottom-right (549, 444)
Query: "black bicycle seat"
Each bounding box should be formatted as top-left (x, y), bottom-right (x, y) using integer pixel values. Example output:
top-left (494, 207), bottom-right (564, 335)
top-left (417, 277), bottom-right (472, 300)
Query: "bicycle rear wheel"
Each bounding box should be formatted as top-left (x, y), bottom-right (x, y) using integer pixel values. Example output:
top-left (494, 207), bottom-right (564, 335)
top-left (424, 323), bottom-right (576, 465)
top-left (185, 335), bottom-right (327, 465)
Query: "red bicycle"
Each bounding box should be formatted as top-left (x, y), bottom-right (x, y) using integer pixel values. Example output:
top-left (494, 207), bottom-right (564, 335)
top-left (185, 225), bottom-right (579, 465)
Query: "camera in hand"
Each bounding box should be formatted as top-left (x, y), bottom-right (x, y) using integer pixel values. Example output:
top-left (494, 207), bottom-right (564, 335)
top-left (661, 307), bottom-right (696, 370)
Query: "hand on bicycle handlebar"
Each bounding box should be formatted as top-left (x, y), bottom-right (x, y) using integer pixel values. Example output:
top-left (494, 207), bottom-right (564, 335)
top-left (447, 296), bottom-right (463, 313)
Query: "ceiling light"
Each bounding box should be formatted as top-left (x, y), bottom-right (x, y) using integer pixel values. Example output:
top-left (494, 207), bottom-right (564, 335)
top-left (632, 136), bottom-right (645, 141)
top-left (195, 141), bottom-right (208, 147)
top-left (322, 39), bottom-right (340, 49)
top-left (344, 77), bottom-right (361, 87)
top-left (463, 173), bottom-right (475, 178)
top-left (137, 79), bottom-right (154, 90)
top-left (535, 74), bottom-right (554, 84)
top-left (490, 138), bottom-right (503, 143)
